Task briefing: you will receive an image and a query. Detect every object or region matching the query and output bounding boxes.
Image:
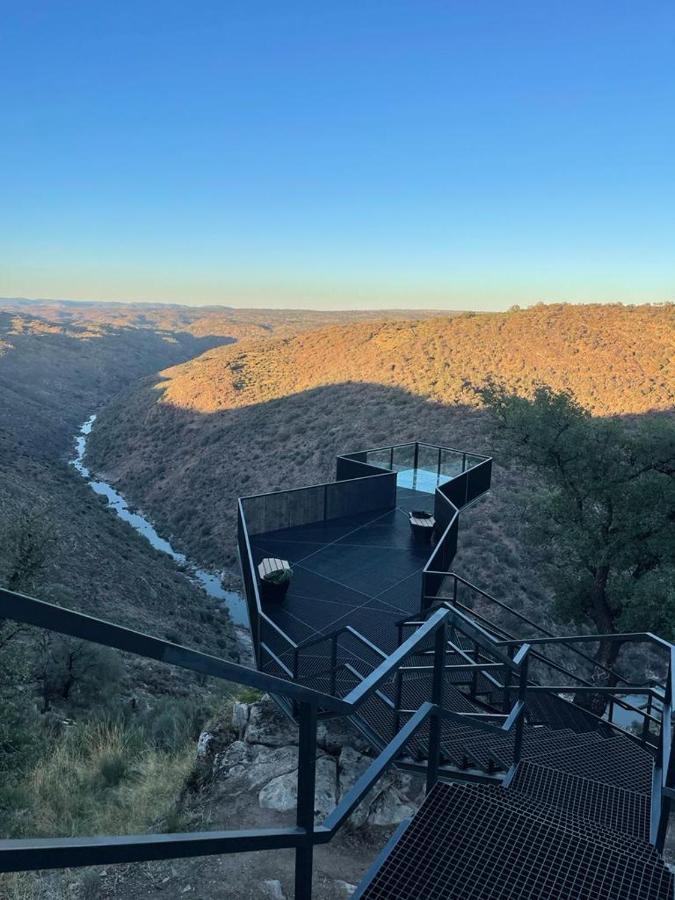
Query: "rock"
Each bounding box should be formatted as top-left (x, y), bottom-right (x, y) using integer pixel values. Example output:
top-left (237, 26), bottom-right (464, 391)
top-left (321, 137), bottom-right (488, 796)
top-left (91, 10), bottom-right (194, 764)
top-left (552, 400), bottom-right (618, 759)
top-left (215, 742), bottom-right (299, 793)
top-left (261, 880), bottom-right (286, 899)
top-left (259, 756), bottom-right (337, 820)
top-left (196, 731), bottom-right (214, 757)
top-left (335, 881), bottom-right (357, 898)
top-left (318, 718), bottom-right (369, 755)
top-left (231, 701), bottom-right (249, 737)
top-left (366, 786), bottom-right (417, 826)
top-left (337, 746), bottom-right (374, 827)
top-left (246, 696), bottom-right (297, 747)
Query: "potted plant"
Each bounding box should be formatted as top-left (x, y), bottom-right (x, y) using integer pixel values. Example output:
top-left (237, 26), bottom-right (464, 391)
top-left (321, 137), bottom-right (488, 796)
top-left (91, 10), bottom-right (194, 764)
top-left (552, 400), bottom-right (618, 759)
top-left (260, 566), bottom-right (293, 602)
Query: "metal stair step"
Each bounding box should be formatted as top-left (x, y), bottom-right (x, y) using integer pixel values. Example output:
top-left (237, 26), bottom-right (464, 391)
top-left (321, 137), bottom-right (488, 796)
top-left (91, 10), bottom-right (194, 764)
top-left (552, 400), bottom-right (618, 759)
top-left (357, 782), bottom-right (672, 900)
top-left (478, 727), bottom-right (604, 771)
top-left (526, 689), bottom-right (615, 735)
top-left (524, 734), bottom-right (654, 795)
top-left (511, 760), bottom-right (652, 840)
top-left (459, 782), bottom-right (662, 864)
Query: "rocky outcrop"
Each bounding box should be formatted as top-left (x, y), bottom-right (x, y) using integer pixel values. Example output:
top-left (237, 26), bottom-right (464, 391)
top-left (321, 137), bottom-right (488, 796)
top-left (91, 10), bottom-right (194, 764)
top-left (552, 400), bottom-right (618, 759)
top-left (197, 694), bottom-right (424, 828)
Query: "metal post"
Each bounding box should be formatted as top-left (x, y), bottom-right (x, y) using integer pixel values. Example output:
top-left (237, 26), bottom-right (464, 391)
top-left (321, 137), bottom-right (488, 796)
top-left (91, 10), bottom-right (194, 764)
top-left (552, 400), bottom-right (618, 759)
top-left (390, 446), bottom-right (394, 470)
top-left (295, 702), bottom-right (317, 900)
top-left (452, 575), bottom-right (458, 605)
top-left (437, 446), bottom-right (441, 482)
top-left (426, 623), bottom-right (446, 793)
top-left (503, 650), bottom-right (513, 713)
top-left (470, 643), bottom-right (479, 702)
top-left (462, 452), bottom-right (466, 473)
top-left (330, 634), bottom-right (338, 696)
top-left (513, 652), bottom-right (529, 767)
top-left (608, 696), bottom-right (614, 725)
top-left (291, 649), bottom-right (300, 717)
top-left (393, 668), bottom-right (403, 737)
top-left (413, 442), bottom-right (419, 473)
top-left (642, 692), bottom-right (653, 745)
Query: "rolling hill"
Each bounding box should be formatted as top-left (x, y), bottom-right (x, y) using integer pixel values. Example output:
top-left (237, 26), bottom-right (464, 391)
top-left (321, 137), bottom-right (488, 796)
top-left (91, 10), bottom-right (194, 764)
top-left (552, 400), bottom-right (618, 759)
top-left (86, 302), bottom-right (674, 628)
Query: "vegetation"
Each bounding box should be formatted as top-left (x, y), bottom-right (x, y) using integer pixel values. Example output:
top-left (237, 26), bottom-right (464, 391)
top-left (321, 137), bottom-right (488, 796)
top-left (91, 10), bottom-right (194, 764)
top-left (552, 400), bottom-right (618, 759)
top-left (473, 379), bottom-right (675, 707)
top-left (86, 303), bottom-right (673, 620)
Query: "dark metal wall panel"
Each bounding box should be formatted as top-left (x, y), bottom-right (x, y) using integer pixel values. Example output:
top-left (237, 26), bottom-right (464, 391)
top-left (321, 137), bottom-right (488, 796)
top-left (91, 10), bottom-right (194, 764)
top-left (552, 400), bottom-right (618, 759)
top-left (325, 473), bottom-right (396, 520)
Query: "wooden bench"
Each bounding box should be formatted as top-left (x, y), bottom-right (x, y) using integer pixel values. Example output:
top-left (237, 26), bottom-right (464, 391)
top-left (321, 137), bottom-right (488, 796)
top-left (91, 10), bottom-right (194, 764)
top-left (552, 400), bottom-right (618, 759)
top-left (258, 557), bottom-right (291, 580)
top-left (409, 511), bottom-right (435, 542)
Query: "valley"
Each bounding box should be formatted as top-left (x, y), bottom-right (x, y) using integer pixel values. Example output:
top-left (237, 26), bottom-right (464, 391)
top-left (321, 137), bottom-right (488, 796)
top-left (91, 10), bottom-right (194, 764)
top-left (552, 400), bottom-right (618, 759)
top-left (84, 302), bottom-right (674, 631)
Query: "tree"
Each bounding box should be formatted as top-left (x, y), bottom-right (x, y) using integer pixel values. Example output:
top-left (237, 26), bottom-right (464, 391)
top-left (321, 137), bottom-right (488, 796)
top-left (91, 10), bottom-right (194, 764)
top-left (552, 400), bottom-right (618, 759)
top-left (34, 634), bottom-right (123, 713)
top-left (2, 508), bottom-right (56, 593)
top-left (473, 379), bottom-right (675, 711)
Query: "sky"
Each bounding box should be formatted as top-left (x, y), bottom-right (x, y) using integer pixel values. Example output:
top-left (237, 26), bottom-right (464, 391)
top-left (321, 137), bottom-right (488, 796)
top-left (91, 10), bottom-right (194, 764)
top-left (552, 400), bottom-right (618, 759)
top-left (1, 2), bottom-right (674, 310)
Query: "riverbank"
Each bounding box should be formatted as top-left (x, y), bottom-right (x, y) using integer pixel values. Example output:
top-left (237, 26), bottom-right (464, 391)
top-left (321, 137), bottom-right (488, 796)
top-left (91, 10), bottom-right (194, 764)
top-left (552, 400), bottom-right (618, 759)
top-left (70, 414), bottom-right (249, 629)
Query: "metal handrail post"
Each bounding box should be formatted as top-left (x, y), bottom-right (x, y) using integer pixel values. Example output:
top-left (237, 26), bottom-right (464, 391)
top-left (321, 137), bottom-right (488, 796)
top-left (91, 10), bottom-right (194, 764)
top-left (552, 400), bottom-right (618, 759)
top-left (470, 643), bottom-right (479, 702)
top-left (503, 649), bottom-right (513, 713)
top-left (330, 634), bottom-right (338, 696)
top-left (642, 692), bottom-right (653, 745)
top-left (426, 622), bottom-right (447, 793)
top-left (513, 650), bottom-right (529, 767)
top-left (393, 668), bottom-right (403, 737)
top-left (295, 702), bottom-right (318, 900)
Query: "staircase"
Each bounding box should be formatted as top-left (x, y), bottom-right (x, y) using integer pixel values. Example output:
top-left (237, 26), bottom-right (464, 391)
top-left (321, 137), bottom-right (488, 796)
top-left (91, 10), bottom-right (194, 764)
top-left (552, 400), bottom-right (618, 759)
top-left (356, 726), bottom-right (673, 899)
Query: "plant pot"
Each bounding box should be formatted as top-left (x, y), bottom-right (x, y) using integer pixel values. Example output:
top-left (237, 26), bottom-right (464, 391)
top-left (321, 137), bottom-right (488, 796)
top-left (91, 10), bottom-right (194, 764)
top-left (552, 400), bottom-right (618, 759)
top-left (260, 577), bottom-right (291, 603)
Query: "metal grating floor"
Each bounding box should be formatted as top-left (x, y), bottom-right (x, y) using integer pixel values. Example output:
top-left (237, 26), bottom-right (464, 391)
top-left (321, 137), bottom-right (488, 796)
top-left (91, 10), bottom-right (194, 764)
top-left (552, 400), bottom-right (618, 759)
top-left (359, 782), bottom-right (672, 900)
top-left (511, 760), bottom-right (652, 840)
top-left (523, 735), bottom-right (654, 795)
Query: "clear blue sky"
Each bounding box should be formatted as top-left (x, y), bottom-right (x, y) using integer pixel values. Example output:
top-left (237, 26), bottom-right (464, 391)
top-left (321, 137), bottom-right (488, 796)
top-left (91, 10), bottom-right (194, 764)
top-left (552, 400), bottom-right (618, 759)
top-left (1, 2), bottom-right (673, 309)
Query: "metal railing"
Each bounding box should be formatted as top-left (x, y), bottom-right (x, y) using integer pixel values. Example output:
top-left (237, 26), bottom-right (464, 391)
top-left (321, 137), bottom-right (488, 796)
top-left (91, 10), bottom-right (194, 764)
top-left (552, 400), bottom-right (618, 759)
top-left (418, 573), bottom-right (665, 737)
top-left (237, 442), bottom-right (493, 696)
top-left (0, 588), bottom-right (529, 898)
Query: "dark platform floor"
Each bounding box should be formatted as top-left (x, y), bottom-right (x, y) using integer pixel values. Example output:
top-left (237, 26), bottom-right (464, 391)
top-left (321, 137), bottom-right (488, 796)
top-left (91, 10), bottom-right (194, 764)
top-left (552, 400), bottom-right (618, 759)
top-left (251, 485), bottom-right (436, 658)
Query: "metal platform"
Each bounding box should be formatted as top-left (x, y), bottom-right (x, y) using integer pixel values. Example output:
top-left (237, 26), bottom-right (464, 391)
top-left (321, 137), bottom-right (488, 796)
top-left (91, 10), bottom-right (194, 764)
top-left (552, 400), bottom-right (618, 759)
top-left (251, 485), bottom-right (433, 654)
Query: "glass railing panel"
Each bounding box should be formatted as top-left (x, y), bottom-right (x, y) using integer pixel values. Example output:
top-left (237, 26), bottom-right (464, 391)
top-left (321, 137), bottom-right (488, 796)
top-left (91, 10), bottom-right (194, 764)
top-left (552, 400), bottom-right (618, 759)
top-left (439, 448), bottom-right (466, 478)
top-left (391, 443), bottom-right (415, 472)
top-left (364, 448), bottom-right (394, 470)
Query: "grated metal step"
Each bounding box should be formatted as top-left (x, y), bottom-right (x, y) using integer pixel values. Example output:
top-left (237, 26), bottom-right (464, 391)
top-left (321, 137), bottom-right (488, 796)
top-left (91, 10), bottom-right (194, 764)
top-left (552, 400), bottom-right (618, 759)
top-left (459, 783), bottom-right (662, 864)
top-left (463, 727), bottom-right (604, 772)
top-left (511, 760), bottom-right (651, 841)
top-left (357, 782), bottom-right (672, 900)
top-left (523, 735), bottom-right (654, 796)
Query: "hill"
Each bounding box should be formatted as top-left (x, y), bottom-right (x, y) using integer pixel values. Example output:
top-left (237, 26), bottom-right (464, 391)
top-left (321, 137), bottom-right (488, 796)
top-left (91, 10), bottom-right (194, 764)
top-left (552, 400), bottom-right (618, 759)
top-left (86, 302), bottom-right (674, 629)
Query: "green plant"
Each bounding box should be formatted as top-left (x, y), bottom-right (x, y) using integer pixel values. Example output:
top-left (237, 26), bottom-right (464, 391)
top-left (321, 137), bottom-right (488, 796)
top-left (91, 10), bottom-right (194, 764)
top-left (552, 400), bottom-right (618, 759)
top-left (262, 567), bottom-right (293, 585)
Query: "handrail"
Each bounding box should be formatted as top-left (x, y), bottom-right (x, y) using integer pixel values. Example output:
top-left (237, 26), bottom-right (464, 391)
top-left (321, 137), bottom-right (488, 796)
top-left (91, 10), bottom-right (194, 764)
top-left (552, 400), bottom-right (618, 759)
top-left (0, 582), bottom-right (529, 900)
top-left (652, 646), bottom-right (675, 850)
top-left (495, 631), bottom-right (674, 651)
top-left (448, 573), bottom-right (635, 686)
top-left (405, 597), bottom-right (662, 731)
top-left (0, 588), bottom-right (348, 715)
top-left (296, 624), bottom-right (387, 659)
top-left (342, 608), bottom-right (450, 707)
top-left (446, 598), bottom-right (661, 729)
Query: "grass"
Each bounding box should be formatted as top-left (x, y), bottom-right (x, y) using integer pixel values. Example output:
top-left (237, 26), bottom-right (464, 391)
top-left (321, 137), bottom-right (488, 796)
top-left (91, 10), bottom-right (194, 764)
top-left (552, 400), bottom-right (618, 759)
top-left (11, 718), bottom-right (195, 840)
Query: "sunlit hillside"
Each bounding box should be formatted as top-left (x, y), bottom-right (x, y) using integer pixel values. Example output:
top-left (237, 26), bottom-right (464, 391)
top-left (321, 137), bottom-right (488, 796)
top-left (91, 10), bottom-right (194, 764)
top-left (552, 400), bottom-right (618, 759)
top-left (86, 302), bottom-right (674, 630)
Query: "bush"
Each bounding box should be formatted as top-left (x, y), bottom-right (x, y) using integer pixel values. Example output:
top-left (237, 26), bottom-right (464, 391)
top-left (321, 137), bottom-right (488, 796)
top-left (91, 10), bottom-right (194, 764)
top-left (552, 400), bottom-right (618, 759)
top-left (7, 718), bottom-right (195, 839)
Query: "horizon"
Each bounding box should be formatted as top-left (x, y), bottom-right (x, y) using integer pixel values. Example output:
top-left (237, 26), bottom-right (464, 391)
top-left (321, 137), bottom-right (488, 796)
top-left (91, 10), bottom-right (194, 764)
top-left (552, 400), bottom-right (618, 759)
top-left (5, 294), bottom-right (674, 314)
top-left (2, 3), bottom-right (674, 309)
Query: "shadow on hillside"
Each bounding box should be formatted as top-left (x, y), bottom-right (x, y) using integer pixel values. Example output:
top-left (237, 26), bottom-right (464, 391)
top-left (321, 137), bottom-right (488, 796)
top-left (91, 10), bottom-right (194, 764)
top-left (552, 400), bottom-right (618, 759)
top-left (0, 311), bottom-right (235, 459)
top-left (89, 376), bottom-right (673, 670)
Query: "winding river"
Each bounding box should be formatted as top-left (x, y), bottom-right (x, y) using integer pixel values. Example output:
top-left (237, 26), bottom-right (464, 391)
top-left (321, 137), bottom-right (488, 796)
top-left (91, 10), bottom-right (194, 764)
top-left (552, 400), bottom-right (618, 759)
top-left (70, 415), bottom-right (248, 626)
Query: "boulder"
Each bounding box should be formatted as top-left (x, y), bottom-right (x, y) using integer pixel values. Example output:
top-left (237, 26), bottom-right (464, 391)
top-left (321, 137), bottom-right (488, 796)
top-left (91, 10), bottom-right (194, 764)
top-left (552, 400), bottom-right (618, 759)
top-left (259, 756), bottom-right (337, 821)
top-left (261, 879), bottom-right (286, 899)
top-left (231, 701), bottom-right (249, 737)
top-left (245, 695), bottom-right (297, 747)
top-left (215, 742), bottom-right (299, 793)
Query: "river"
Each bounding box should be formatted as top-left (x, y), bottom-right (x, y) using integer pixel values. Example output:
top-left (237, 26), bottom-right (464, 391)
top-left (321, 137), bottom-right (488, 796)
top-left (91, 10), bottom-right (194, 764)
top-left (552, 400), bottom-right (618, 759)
top-left (70, 414), bottom-right (248, 626)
